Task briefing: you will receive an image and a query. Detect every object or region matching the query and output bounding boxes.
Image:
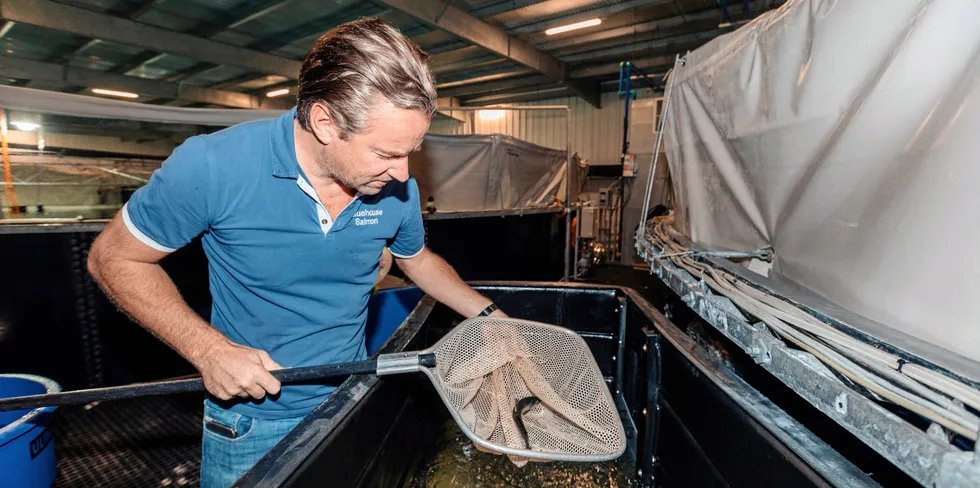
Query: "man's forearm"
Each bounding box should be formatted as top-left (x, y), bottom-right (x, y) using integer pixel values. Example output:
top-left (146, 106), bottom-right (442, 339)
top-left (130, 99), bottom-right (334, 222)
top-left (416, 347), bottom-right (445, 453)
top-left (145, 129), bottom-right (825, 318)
top-left (396, 249), bottom-right (495, 318)
top-left (88, 255), bottom-right (226, 366)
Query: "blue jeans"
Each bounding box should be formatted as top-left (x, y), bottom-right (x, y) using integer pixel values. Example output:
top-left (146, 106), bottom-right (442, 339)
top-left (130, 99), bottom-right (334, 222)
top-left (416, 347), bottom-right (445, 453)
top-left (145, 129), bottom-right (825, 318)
top-left (200, 400), bottom-right (304, 488)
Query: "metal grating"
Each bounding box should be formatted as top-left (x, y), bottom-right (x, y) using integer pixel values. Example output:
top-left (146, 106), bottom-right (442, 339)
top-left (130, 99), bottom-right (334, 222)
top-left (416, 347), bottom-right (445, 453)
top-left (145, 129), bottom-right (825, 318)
top-left (52, 393), bottom-right (204, 488)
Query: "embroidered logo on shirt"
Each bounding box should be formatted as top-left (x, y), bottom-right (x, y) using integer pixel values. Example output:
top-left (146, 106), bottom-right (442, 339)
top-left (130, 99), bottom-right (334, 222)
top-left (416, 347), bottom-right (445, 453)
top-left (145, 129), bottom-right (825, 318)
top-left (354, 209), bottom-right (382, 225)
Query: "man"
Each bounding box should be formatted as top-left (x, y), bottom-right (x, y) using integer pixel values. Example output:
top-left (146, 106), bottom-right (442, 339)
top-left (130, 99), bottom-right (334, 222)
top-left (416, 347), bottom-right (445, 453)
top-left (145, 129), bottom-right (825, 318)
top-left (87, 18), bottom-right (504, 488)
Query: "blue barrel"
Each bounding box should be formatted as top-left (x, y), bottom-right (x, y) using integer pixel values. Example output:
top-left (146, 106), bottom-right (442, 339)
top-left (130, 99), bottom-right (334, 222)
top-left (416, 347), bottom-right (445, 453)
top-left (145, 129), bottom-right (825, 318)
top-left (0, 374), bottom-right (60, 488)
top-left (365, 286), bottom-right (424, 356)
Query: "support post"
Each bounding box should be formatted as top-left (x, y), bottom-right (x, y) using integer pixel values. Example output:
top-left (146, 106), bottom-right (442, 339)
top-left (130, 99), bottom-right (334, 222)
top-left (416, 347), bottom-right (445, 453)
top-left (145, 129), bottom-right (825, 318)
top-left (564, 106), bottom-right (571, 281)
top-left (572, 207), bottom-right (580, 280)
top-left (639, 55), bottom-right (681, 241)
top-left (0, 108), bottom-right (19, 217)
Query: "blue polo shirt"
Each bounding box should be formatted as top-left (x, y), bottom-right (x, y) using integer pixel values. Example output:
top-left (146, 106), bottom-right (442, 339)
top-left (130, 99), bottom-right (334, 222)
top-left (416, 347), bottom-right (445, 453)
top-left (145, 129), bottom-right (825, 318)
top-left (122, 108), bottom-right (425, 419)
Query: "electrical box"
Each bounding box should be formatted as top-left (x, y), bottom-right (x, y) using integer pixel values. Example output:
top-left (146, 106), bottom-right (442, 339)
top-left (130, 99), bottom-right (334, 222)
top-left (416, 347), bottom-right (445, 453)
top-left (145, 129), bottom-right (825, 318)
top-left (579, 207), bottom-right (596, 238)
top-left (599, 191), bottom-right (609, 208)
top-left (622, 153), bottom-right (637, 177)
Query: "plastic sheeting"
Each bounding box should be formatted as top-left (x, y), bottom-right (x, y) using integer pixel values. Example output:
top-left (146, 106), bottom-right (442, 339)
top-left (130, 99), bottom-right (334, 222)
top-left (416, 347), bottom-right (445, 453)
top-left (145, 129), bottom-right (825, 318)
top-left (0, 85), bottom-right (285, 126)
top-left (409, 133), bottom-right (569, 212)
top-left (0, 85), bottom-right (571, 215)
top-left (663, 0), bottom-right (980, 364)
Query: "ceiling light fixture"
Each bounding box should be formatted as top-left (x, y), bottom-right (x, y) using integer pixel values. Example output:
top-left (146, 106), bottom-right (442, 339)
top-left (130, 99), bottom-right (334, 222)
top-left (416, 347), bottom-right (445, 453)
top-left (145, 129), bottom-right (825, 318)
top-left (545, 18), bottom-right (601, 36)
top-left (478, 110), bottom-right (506, 121)
top-left (266, 88), bottom-right (290, 97)
top-left (92, 88), bottom-right (139, 99)
top-left (11, 121), bottom-right (39, 131)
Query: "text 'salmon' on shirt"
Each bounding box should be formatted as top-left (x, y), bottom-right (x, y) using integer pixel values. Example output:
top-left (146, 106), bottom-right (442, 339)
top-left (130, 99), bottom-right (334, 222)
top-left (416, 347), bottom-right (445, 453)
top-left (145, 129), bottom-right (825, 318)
top-left (124, 108), bottom-right (425, 419)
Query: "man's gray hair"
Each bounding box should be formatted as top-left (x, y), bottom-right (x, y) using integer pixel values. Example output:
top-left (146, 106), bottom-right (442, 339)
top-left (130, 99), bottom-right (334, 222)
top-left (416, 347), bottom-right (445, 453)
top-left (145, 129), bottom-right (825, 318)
top-left (296, 18), bottom-right (437, 139)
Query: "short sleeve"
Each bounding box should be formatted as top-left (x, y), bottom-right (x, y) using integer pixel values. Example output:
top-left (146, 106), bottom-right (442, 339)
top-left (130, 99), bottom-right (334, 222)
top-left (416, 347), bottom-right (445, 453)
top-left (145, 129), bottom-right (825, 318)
top-left (387, 178), bottom-right (425, 258)
top-left (123, 136), bottom-right (211, 252)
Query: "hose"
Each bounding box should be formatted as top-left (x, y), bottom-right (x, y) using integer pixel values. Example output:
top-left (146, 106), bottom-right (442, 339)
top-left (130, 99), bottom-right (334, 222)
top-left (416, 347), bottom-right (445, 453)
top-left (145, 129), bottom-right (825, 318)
top-left (644, 216), bottom-right (980, 442)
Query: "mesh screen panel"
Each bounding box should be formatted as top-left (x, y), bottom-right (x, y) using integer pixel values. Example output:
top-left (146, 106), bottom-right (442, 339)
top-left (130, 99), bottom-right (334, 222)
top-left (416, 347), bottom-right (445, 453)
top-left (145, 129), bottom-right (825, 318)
top-left (1, 155), bottom-right (161, 219)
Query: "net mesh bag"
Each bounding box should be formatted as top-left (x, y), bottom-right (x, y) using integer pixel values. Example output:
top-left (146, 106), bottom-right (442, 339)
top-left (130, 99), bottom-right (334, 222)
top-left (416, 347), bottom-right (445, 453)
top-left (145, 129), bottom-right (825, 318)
top-left (421, 317), bottom-right (626, 466)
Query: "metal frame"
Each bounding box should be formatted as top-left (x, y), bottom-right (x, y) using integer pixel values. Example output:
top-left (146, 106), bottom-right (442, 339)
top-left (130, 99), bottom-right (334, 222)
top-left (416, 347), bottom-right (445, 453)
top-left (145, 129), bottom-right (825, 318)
top-left (639, 55), bottom-right (679, 229)
top-left (0, 223), bottom-right (107, 234)
top-left (420, 206), bottom-right (559, 220)
top-left (625, 288), bottom-right (880, 488)
top-left (635, 235), bottom-right (973, 486)
top-left (434, 105), bottom-right (573, 281)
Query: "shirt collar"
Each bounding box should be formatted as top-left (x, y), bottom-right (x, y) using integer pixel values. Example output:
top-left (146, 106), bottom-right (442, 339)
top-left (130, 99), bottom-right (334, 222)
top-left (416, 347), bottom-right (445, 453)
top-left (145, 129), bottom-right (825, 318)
top-left (271, 106), bottom-right (301, 179)
top-left (269, 107), bottom-right (366, 201)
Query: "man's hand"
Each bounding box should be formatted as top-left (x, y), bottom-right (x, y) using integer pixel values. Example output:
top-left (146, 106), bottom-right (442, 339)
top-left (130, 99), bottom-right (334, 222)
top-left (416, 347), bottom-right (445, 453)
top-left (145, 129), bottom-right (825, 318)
top-left (192, 339), bottom-right (283, 401)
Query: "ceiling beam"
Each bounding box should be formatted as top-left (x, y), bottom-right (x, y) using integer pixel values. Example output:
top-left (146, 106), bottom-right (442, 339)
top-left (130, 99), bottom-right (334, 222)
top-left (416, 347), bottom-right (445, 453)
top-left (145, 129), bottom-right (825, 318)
top-left (23, 79), bottom-right (71, 91)
top-left (0, 20), bottom-right (14, 38)
top-left (435, 96), bottom-right (465, 122)
top-left (377, 0), bottom-right (601, 108)
top-left (429, 46), bottom-right (485, 66)
top-left (435, 69), bottom-right (534, 90)
top-left (0, 56), bottom-right (290, 109)
top-left (536, 0), bottom-right (771, 52)
top-left (460, 74), bottom-right (667, 99)
top-left (599, 74), bottom-right (666, 89)
top-left (212, 73), bottom-right (285, 91)
top-left (110, 0), bottom-right (297, 76)
top-left (166, 3), bottom-right (387, 84)
top-left (570, 55), bottom-right (675, 79)
top-left (561, 31), bottom-right (720, 64)
top-left (432, 57), bottom-right (506, 76)
top-left (411, 29), bottom-right (457, 49)
top-left (469, 0), bottom-right (549, 18)
top-left (254, 4), bottom-right (389, 53)
top-left (0, 0), bottom-right (302, 78)
top-left (438, 74), bottom-right (553, 98)
top-left (465, 86), bottom-right (571, 106)
top-left (222, 0), bottom-right (301, 31)
top-left (108, 0), bottom-right (169, 18)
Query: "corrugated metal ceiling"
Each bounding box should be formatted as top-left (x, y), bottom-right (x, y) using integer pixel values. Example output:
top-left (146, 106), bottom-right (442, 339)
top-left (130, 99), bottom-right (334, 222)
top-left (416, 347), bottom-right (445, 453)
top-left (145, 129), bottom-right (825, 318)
top-left (0, 0), bottom-right (779, 105)
top-left (522, 0), bottom-right (726, 45)
top-left (492, 0), bottom-right (622, 29)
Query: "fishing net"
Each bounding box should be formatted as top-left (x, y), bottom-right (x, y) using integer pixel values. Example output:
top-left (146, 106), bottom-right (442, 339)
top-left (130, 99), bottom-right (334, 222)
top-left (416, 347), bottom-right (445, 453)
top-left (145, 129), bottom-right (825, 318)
top-left (419, 317), bottom-right (626, 466)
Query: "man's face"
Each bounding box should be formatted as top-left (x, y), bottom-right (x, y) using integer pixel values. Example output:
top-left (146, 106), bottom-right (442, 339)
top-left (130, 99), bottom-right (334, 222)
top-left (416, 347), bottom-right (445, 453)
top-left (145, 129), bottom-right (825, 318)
top-left (316, 99), bottom-right (428, 195)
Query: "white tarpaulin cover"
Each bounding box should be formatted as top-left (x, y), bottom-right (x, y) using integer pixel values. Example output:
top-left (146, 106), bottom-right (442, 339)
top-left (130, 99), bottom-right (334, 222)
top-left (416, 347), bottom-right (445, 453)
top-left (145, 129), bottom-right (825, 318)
top-left (663, 0), bottom-right (980, 363)
top-left (409, 133), bottom-right (569, 212)
top-left (0, 85), bottom-right (285, 126)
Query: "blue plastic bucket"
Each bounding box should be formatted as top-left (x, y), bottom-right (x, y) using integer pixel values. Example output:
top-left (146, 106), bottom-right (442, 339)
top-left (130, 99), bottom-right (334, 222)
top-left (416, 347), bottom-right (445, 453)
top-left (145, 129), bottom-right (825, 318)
top-left (0, 374), bottom-right (60, 488)
top-left (365, 286), bottom-right (424, 356)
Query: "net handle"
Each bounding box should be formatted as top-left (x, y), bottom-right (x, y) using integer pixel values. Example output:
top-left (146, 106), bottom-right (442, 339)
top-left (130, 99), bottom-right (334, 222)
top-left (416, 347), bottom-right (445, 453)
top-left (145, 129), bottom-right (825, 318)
top-left (0, 353), bottom-right (436, 411)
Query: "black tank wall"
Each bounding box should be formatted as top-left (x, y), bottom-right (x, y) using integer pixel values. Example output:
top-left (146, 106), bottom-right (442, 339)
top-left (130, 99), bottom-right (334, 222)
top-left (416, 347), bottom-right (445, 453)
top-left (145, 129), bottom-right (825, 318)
top-left (0, 213), bottom-right (565, 390)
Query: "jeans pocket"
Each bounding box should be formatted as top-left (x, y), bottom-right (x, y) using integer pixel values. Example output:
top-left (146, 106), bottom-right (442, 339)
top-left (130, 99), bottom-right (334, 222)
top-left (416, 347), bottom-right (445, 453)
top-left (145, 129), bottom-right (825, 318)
top-left (203, 405), bottom-right (255, 442)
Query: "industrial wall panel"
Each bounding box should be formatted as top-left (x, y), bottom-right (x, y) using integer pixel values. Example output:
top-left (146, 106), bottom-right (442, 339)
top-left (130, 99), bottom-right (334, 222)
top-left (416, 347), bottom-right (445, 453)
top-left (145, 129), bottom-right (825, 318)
top-left (429, 90), bottom-right (658, 167)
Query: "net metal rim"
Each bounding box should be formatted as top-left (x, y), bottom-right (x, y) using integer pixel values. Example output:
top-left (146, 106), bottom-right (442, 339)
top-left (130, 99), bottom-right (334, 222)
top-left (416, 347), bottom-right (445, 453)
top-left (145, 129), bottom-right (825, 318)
top-left (417, 317), bottom-right (628, 463)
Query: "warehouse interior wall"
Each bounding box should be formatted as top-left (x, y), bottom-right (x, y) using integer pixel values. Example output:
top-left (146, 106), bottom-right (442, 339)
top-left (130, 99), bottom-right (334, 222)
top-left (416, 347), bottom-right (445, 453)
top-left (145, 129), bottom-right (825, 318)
top-left (429, 90), bottom-right (660, 167)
